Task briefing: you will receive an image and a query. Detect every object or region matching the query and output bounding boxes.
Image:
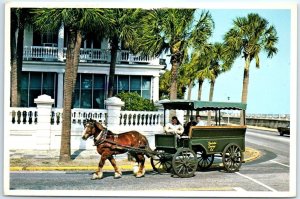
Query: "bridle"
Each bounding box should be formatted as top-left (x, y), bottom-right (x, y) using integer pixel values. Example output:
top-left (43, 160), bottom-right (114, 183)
top-left (83, 120), bottom-right (108, 146)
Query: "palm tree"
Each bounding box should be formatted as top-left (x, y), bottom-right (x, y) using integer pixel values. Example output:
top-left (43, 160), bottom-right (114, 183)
top-left (159, 69), bottom-right (187, 100)
top-left (10, 8), bottom-right (31, 107)
top-left (206, 43), bottom-right (225, 125)
top-left (207, 43), bottom-right (226, 102)
top-left (104, 9), bottom-right (143, 98)
top-left (32, 8), bottom-right (110, 162)
top-left (134, 9), bottom-right (214, 100)
top-left (223, 13), bottom-right (278, 122)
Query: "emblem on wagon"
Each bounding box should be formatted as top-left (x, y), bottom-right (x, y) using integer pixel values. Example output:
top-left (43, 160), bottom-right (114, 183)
top-left (208, 141), bottom-right (217, 151)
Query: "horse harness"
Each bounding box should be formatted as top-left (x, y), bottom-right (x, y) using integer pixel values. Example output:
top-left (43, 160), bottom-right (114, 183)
top-left (93, 128), bottom-right (150, 155)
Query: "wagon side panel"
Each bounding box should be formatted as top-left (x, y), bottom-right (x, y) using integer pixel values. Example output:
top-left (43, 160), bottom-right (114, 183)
top-left (189, 126), bottom-right (246, 154)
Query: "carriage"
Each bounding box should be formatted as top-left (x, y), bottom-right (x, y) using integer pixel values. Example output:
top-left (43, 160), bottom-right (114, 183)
top-left (150, 100), bottom-right (247, 178)
top-left (82, 100), bottom-right (247, 179)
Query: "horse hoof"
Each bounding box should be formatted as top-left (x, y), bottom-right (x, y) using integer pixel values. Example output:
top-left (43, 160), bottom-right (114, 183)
top-left (91, 172), bottom-right (103, 180)
top-left (114, 172), bottom-right (122, 179)
top-left (135, 173), bottom-right (145, 178)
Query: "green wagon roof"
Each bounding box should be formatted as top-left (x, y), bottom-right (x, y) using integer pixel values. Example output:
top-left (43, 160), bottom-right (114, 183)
top-left (159, 100), bottom-right (247, 111)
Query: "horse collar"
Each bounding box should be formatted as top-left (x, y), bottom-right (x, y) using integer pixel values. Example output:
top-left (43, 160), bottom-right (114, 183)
top-left (94, 128), bottom-right (108, 146)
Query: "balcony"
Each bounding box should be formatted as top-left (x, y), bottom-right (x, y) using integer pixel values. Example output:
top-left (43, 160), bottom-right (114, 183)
top-left (23, 46), bottom-right (160, 65)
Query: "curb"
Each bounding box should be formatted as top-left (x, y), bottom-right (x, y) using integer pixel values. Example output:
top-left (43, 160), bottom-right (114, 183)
top-left (244, 147), bottom-right (261, 162)
top-left (10, 147), bottom-right (261, 172)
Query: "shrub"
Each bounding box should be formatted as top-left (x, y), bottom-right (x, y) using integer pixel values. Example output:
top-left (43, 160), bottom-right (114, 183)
top-left (116, 92), bottom-right (157, 111)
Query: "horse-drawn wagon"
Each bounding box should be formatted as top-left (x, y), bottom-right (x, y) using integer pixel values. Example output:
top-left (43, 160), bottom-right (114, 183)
top-left (81, 100), bottom-right (247, 179)
top-left (150, 100), bottom-right (247, 178)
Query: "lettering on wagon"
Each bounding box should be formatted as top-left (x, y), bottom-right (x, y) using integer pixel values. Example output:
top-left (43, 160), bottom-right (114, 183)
top-left (208, 141), bottom-right (217, 151)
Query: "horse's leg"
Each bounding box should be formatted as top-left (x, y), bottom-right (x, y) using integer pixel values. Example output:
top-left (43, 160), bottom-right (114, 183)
top-left (135, 154), bottom-right (145, 178)
top-left (92, 154), bottom-right (107, 180)
top-left (108, 156), bottom-right (122, 179)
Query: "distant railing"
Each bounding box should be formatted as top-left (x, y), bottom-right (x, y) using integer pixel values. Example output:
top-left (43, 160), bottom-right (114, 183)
top-left (246, 114), bottom-right (290, 120)
top-left (120, 111), bottom-right (162, 127)
top-left (23, 46), bottom-right (159, 64)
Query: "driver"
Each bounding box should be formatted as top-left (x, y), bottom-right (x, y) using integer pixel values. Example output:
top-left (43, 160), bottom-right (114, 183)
top-left (164, 116), bottom-right (184, 138)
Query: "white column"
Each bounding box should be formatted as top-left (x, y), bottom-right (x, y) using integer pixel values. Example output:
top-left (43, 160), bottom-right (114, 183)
top-left (57, 23), bottom-right (64, 61)
top-left (56, 72), bottom-right (64, 108)
top-left (152, 75), bottom-right (160, 102)
top-left (34, 95), bottom-right (54, 150)
top-left (105, 97), bottom-right (124, 133)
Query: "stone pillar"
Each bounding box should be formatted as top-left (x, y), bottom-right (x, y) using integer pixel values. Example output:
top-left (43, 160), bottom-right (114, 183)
top-left (57, 23), bottom-right (64, 62)
top-left (34, 95), bottom-right (54, 150)
top-left (56, 72), bottom-right (64, 108)
top-left (105, 97), bottom-right (124, 133)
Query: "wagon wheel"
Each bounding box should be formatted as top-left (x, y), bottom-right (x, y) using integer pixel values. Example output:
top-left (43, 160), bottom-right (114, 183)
top-left (196, 148), bottom-right (214, 170)
top-left (222, 143), bottom-right (243, 173)
top-left (172, 148), bottom-right (198, 178)
top-left (150, 149), bottom-right (172, 173)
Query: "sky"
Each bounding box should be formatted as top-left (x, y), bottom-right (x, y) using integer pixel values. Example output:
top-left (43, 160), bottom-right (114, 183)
top-left (173, 9), bottom-right (292, 114)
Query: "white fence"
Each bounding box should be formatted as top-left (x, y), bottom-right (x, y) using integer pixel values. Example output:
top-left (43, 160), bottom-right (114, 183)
top-left (9, 98), bottom-right (164, 150)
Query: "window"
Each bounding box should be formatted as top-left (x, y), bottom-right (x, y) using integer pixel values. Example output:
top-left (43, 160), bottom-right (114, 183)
top-left (93, 74), bottom-right (105, 109)
top-left (130, 76), bottom-right (141, 95)
top-left (20, 72), bottom-right (57, 107)
top-left (33, 30), bottom-right (58, 46)
top-left (72, 74), bottom-right (106, 109)
top-left (118, 76), bottom-right (129, 92)
top-left (142, 76), bottom-right (151, 99)
top-left (114, 75), bottom-right (151, 99)
top-left (81, 74), bottom-right (92, 108)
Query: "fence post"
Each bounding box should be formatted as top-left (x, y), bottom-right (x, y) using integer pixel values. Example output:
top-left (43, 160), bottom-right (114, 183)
top-left (34, 94), bottom-right (54, 150)
top-left (105, 97), bottom-right (124, 132)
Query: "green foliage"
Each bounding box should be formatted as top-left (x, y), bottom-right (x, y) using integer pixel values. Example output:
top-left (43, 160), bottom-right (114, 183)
top-left (116, 92), bottom-right (157, 111)
top-left (159, 70), bottom-right (186, 100)
top-left (223, 13), bottom-right (278, 68)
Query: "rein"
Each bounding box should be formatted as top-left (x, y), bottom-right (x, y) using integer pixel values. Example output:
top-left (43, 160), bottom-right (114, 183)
top-left (93, 130), bottom-right (149, 154)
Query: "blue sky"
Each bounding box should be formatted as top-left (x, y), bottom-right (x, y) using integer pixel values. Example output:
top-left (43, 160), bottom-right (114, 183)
top-left (180, 9), bottom-right (291, 114)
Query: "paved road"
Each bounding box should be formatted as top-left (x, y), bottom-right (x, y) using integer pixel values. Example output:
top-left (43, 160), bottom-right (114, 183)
top-left (9, 129), bottom-right (291, 194)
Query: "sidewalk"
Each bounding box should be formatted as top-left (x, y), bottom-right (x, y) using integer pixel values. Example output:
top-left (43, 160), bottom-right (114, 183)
top-left (10, 147), bottom-right (260, 171)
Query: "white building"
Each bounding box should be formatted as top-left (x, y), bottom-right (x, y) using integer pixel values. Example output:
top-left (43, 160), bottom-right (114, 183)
top-left (20, 25), bottom-right (166, 108)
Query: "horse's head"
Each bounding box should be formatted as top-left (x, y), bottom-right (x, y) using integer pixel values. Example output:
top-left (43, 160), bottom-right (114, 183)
top-left (82, 119), bottom-right (105, 140)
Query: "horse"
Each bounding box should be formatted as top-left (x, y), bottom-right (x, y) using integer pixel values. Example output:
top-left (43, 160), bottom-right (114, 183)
top-left (81, 119), bottom-right (152, 179)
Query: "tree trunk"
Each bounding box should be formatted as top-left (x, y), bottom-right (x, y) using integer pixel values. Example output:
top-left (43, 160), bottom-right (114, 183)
top-left (107, 36), bottom-right (119, 98)
top-left (10, 11), bottom-right (18, 107)
top-left (240, 56), bottom-right (250, 125)
top-left (196, 79), bottom-right (204, 115)
top-left (59, 29), bottom-right (77, 162)
top-left (197, 79), bottom-right (204, 101)
top-left (170, 62), bottom-right (179, 100)
top-left (72, 30), bottom-right (82, 90)
top-left (186, 82), bottom-right (193, 120)
top-left (11, 10), bottom-right (24, 107)
top-left (187, 82), bottom-right (193, 100)
top-left (207, 80), bottom-right (215, 126)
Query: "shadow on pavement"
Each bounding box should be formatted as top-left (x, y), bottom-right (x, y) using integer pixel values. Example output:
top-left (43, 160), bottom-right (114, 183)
top-left (71, 149), bottom-right (86, 160)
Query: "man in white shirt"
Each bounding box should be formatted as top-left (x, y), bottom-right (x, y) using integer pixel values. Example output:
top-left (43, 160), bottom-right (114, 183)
top-left (164, 116), bottom-right (184, 138)
top-left (196, 115), bottom-right (207, 126)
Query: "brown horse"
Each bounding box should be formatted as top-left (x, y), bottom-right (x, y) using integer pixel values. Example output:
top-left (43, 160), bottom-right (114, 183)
top-left (81, 119), bottom-right (152, 179)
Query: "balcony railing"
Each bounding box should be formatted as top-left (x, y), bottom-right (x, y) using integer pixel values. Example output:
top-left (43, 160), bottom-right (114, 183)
top-left (23, 46), bottom-right (160, 65)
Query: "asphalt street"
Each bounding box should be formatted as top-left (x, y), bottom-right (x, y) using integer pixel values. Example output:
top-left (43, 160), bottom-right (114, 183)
top-left (9, 128), bottom-right (291, 195)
